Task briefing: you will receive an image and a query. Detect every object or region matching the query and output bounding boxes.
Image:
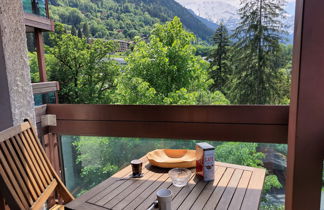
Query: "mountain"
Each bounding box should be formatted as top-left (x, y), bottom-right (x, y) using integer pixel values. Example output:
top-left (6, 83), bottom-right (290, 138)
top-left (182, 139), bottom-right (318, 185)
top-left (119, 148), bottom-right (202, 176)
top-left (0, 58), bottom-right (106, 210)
top-left (187, 9), bottom-right (218, 31)
top-left (48, 0), bottom-right (214, 41)
top-left (175, 0), bottom-right (239, 29)
top-left (175, 0), bottom-right (296, 41)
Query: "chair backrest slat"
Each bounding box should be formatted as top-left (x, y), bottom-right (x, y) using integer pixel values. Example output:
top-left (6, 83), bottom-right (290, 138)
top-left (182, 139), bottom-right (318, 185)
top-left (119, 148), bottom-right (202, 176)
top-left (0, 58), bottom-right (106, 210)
top-left (5, 140), bottom-right (38, 201)
top-left (25, 129), bottom-right (53, 183)
top-left (0, 150), bottom-right (29, 209)
top-left (0, 162), bottom-right (26, 209)
top-left (0, 121), bottom-right (74, 210)
top-left (10, 136), bottom-right (43, 197)
top-left (0, 141), bottom-right (34, 206)
top-left (15, 134), bottom-right (46, 191)
top-left (19, 132), bottom-right (50, 187)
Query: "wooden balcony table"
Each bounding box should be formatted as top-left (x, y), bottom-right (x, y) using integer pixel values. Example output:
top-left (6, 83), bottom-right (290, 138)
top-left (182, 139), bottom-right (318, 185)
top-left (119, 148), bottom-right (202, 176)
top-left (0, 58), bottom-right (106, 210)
top-left (65, 157), bottom-right (265, 210)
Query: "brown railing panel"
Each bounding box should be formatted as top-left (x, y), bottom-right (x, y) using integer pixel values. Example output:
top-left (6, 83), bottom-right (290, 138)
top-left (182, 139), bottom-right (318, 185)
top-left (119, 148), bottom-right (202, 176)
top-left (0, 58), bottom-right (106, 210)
top-left (47, 104), bottom-right (288, 124)
top-left (24, 13), bottom-right (54, 32)
top-left (47, 104), bottom-right (289, 143)
top-left (32, 82), bottom-right (59, 95)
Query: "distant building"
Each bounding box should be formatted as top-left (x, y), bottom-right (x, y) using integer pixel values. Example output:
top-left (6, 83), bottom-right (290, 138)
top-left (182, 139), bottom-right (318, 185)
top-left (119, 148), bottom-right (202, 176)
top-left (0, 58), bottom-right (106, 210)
top-left (113, 40), bottom-right (134, 52)
top-left (87, 38), bottom-right (133, 53)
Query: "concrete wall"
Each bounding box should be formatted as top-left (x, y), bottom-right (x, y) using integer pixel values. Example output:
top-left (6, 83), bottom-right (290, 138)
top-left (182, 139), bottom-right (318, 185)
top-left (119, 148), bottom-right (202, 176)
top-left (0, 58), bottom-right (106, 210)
top-left (0, 0), bottom-right (35, 130)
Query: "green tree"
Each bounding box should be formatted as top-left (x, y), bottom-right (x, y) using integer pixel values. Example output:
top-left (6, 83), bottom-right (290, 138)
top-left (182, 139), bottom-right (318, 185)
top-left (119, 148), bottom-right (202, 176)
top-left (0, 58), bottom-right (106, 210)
top-left (71, 26), bottom-right (77, 36)
top-left (47, 33), bottom-right (119, 103)
top-left (216, 142), bottom-right (264, 167)
top-left (195, 44), bottom-right (212, 57)
top-left (272, 44), bottom-right (292, 104)
top-left (28, 52), bottom-right (39, 82)
top-left (77, 28), bottom-right (83, 38)
top-left (28, 52), bottom-right (56, 83)
top-left (82, 23), bottom-right (90, 38)
top-left (208, 23), bottom-right (232, 92)
top-left (229, 0), bottom-right (287, 104)
top-left (113, 17), bottom-right (229, 105)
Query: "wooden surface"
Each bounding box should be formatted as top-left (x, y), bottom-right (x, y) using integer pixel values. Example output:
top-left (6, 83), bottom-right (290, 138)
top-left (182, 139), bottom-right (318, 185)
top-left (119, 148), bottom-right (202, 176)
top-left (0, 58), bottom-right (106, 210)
top-left (48, 104), bottom-right (288, 143)
top-left (24, 12), bottom-right (55, 32)
top-left (66, 158), bottom-right (265, 210)
top-left (35, 30), bottom-right (48, 82)
top-left (0, 121), bottom-right (74, 209)
top-left (32, 81), bottom-right (60, 94)
top-left (285, 0), bottom-right (324, 209)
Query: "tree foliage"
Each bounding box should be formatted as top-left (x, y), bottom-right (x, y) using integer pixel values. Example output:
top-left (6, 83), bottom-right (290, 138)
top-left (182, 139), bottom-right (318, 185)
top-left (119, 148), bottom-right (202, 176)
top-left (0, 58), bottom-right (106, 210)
top-left (113, 17), bottom-right (229, 105)
top-left (28, 52), bottom-right (40, 83)
top-left (82, 23), bottom-right (90, 38)
top-left (47, 31), bottom-right (119, 103)
top-left (208, 23), bottom-right (232, 92)
top-left (216, 142), bottom-right (264, 167)
top-left (71, 26), bottom-right (77, 36)
top-left (229, 0), bottom-right (288, 104)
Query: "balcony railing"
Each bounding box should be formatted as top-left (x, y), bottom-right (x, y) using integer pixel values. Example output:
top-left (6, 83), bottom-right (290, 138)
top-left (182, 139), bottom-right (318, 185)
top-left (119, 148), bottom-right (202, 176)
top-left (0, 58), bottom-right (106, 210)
top-left (32, 103), bottom-right (323, 209)
top-left (40, 104), bottom-right (289, 206)
top-left (47, 104), bottom-right (288, 143)
top-left (32, 81), bottom-right (60, 106)
top-left (23, 0), bottom-right (54, 32)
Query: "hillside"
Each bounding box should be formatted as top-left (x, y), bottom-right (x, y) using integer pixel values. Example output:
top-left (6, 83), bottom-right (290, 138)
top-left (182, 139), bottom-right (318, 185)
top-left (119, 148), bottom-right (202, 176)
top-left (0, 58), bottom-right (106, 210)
top-left (48, 0), bottom-right (214, 41)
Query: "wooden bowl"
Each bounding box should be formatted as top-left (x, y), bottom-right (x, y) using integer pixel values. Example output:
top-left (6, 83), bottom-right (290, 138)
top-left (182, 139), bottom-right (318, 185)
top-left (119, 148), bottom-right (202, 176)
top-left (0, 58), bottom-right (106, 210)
top-left (146, 149), bottom-right (196, 168)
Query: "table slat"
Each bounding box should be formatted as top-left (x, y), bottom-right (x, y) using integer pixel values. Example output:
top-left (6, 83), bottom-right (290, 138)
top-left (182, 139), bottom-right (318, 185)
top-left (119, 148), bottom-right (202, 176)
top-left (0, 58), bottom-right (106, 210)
top-left (65, 157), bottom-right (147, 209)
top-left (203, 168), bottom-right (235, 209)
top-left (216, 169), bottom-right (243, 210)
top-left (190, 166), bottom-right (226, 210)
top-left (113, 169), bottom-right (164, 210)
top-left (122, 172), bottom-right (169, 209)
top-left (104, 169), bottom-right (157, 209)
top-left (92, 164), bottom-right (153, 206)
top-left (178, 177), bottom-right (208, 210)
top-left (228, 170), bottom-right (252, 210)
top-left (172, 175), bottom-right (201, 209)
top-left (240, 168), bottom-right (265, 210)
top-left (135, 177), bottom-right (173, 210)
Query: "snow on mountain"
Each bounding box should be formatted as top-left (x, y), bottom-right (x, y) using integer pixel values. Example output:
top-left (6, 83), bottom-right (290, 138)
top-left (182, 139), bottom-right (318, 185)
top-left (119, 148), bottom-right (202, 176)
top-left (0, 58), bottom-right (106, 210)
top-left (175, 0), bottom-right (240, 29)
top-left (175, 0), bottom-right (295, 35)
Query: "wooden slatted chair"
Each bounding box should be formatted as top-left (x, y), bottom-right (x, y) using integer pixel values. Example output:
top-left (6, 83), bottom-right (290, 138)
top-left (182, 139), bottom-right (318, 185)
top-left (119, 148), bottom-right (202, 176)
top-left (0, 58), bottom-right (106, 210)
top-left (0, 120), bottom-right (74, 210)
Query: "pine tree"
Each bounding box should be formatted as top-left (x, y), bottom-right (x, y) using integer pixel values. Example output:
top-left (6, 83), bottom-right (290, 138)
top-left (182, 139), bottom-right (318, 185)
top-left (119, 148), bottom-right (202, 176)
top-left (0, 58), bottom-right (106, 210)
top-left (230, 0), bottom-right (287, 104)
top-left (77, 28), bottom-right (83, 38)
top-left (83, 23), bottom-right (90, 38)
top-left (208, 23), bottom-right (231, 92)
top-left (71, 26), bottom-right (77, 36)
